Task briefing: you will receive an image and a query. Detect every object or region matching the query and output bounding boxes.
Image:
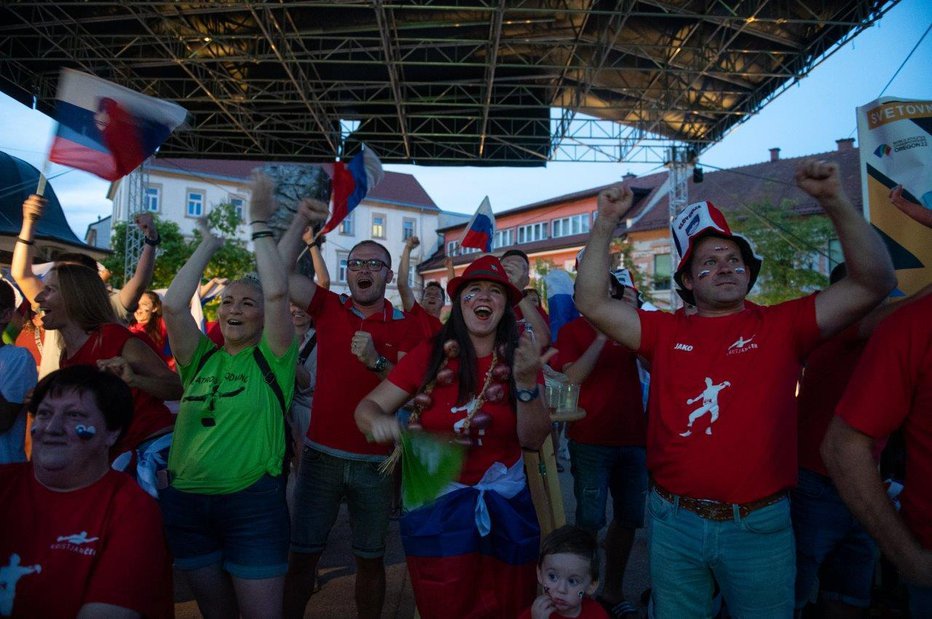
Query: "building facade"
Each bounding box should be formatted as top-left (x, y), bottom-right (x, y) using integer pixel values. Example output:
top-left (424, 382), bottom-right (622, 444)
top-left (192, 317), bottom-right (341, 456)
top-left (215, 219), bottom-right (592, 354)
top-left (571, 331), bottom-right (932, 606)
top-left (421, 139), bottom-right (859, 310)
top-left (109, 158), bottom-right (444, 306)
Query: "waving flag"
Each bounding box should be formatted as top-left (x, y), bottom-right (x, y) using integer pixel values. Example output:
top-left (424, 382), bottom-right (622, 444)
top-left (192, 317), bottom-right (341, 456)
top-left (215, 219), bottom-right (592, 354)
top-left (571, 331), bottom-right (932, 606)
top-left (461, 196), bottom-right (495, 252)
top-left (48, 69), bottom-right (188, 181)
top-left (544, 269), bottom-right (579, 342)
top-left (321, 146), bottom-right (384, 235)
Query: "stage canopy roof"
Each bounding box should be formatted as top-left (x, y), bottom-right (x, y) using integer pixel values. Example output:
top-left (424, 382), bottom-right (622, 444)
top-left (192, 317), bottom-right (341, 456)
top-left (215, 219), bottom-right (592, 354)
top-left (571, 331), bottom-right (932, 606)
top-left (0, 1), bottom-right (898, 166)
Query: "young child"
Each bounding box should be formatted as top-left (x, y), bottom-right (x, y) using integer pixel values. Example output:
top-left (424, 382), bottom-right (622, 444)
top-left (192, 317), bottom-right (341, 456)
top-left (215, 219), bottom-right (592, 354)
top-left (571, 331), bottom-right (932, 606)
top-left (520, 525), bottom-right (609, 619)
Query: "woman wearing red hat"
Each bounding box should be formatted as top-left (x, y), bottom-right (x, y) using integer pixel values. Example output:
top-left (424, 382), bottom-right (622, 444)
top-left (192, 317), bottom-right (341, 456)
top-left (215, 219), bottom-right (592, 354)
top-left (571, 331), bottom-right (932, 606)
top-left (356, 254), bottom-right (553, 619)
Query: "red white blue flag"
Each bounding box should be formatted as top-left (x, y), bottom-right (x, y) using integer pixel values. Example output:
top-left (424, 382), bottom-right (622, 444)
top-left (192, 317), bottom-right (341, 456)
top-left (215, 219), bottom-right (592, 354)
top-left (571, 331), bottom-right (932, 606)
top-left (461, 196), bottom-right (495, 252)
top-left (321, 146), bottom-right (384, 235)
top-left (48, 69), bottom-right (188, 181)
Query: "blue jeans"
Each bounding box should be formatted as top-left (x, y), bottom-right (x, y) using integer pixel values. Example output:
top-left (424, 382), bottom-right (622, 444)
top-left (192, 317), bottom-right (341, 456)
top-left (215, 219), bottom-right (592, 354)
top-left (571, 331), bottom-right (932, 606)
top-left (290, 446), bottom-right (392, 558)
top-left (160, 474), bottom-right (290, 579)
top-left (647, 488), bottom-right (795, 618)
top-left (791, 468), bottom-right (878, 609)
top-left (569, 441), bottom-right (647, 531)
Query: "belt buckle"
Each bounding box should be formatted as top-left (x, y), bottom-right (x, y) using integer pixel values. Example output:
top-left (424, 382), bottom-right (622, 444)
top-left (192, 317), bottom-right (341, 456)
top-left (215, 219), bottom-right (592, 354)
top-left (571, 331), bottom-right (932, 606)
top-left (694, 498), bottom-right (730, 521)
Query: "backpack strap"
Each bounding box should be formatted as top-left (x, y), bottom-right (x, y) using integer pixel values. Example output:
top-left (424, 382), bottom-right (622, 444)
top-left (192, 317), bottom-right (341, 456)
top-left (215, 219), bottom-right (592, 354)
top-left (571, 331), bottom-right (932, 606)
top-left (188, 345), bottom-right (220, 385)
top-left (298, 332), bottom-right (318, 365)
top-left (253, 347), bottom-right (287, 417)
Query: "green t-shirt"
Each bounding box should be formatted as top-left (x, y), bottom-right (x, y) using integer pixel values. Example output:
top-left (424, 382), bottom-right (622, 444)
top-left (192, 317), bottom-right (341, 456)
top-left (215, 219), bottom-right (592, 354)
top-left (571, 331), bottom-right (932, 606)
top-left (169, 334), bottom-right (298, 494)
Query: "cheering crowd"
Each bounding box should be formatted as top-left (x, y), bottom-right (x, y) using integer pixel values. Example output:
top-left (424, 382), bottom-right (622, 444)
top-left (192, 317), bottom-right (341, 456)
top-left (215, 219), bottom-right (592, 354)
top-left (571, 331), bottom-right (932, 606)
top-left (0, 159), bottom-right (929, 619)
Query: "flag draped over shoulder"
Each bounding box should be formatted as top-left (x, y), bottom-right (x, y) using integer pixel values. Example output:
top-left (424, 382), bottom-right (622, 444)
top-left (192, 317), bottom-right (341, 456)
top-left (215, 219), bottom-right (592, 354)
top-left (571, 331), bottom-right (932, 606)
top-left (544, 269), bottom-right (579, 342)
top-left (48, 69), bottom-right (188, 181)
top-left (320, 147), bottom-right (384, 235)
top-left (461, 196), bottom-right (495, 252)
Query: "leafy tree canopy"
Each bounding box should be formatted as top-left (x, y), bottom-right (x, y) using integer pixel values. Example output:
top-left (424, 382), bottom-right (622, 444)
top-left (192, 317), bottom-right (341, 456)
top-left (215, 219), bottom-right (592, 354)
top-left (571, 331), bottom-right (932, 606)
top-left (731, 199), bottom-right (834, 305)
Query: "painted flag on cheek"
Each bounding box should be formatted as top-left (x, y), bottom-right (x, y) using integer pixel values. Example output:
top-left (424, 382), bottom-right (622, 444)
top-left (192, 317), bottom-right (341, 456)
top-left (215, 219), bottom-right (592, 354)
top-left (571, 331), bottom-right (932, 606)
top-left (461, 196), bottom-right (495, 252)
top-left (47, 68), bottom-right (189, 181)
top-left (321, 146), bottom-right (384, 235)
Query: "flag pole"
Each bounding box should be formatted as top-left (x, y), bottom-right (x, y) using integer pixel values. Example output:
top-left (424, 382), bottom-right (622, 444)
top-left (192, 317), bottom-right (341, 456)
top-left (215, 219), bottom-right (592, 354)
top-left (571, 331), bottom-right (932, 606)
top-left (36, 161), bottom-right (50, 196)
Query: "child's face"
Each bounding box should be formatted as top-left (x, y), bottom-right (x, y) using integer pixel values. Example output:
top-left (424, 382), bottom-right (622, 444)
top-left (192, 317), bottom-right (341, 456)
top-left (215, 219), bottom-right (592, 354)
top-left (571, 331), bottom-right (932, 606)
top-left (537, 552), bottom-right (598, 617)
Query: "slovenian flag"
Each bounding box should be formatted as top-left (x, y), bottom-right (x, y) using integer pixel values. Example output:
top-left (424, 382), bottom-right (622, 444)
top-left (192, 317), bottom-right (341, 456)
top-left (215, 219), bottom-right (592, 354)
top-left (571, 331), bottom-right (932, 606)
top-left (48, 69), bottom-right (188, 181)
top-left (461, 196), bottom-right (495, 252)
top-left (321, 146), bottom-right (384, 235)
top-left (544, 269), bottom-right (579, 342)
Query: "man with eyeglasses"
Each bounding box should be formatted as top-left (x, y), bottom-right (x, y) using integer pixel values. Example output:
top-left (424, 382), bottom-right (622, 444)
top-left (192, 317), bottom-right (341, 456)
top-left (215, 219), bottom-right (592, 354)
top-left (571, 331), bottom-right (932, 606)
top-left (278, 201), bottom-right (416, 619)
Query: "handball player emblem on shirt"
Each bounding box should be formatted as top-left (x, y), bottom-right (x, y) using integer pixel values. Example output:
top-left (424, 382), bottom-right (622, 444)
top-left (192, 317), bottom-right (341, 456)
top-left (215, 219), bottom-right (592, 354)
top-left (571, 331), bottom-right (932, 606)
top-left (679, 377), bottom-right (731, 437)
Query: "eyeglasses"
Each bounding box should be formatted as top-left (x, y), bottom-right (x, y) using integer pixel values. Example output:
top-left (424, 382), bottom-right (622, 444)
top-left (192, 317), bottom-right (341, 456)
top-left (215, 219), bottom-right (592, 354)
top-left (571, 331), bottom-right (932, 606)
top-left (347, 258), bottom-right (387, 272)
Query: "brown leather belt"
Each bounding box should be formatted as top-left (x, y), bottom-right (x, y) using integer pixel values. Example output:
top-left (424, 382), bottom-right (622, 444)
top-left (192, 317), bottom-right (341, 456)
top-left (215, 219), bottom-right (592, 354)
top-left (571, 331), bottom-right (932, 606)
top-left (654, 485), bottom-right (786, 521)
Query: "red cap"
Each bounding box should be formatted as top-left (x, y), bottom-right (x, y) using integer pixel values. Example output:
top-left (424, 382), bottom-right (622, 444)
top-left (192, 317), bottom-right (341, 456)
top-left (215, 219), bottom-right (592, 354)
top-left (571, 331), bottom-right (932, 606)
top-left (447, 255), bottom-right (523, 306)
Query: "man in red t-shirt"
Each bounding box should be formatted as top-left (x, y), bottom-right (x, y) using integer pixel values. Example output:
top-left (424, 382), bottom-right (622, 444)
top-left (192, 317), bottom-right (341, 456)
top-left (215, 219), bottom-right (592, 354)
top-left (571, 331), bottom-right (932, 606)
top-left (280, 202), bottom-right (416, 619)
top-left (824, 295), bottom-right (932, 615)
top-left (553, 269), bottom-right (646, 616)
top-left (575, 160), bottom-right (896, 616)
top-left (397, 236), bottom-right (444, 338)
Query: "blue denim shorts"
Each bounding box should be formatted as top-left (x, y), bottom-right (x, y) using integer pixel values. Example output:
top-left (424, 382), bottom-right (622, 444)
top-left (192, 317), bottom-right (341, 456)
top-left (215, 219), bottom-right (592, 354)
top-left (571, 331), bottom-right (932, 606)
top-left (568, 441), bottom-right (647, 531)
top-left (791, 468), bottom-right (878, 609)
top-left (290, 446), bottom-right (392, 558)
top-left (160, 474), bottom-right (290, 579)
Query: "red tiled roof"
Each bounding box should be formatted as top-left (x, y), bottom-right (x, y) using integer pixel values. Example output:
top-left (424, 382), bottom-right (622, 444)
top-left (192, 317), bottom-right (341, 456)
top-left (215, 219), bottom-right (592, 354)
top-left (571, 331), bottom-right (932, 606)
top-left (151, 158), bottom-right (438, 210)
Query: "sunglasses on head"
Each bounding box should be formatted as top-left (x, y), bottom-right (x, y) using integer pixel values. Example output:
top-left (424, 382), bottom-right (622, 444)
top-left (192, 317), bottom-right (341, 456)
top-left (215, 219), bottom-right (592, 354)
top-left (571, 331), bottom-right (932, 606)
top-left (347, 258), bottom-right (387, 272)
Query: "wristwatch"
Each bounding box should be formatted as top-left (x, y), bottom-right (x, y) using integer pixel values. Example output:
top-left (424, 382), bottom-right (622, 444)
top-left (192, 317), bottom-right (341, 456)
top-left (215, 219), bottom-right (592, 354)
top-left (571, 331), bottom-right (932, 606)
top-left (515, 385), bottom-right (540, 403)
top-left (144, 232), bottom-right (162, 246)
top-left (369, 355), bottom-right (388, 373)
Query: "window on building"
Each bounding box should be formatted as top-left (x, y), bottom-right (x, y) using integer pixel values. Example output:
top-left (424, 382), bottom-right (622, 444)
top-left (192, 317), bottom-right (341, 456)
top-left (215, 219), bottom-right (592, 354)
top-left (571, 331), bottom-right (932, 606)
top-left (402, 218), bottom-right (416, 241)
top-left (337, 252), bottom-right (349, 283)
top-left (517, 222), bottom-right (548, 244)
top-left (552, 214), bottom-right (590, 238)
top-left (408, 265), bottom-right (416, 287)
top-left (186, 191), bottom-right (204, 217)
top-left (493, 229), bottom-right (513, 249)
top-left (653, 253), bottom-right (672, 290)
top-left (447, 240), bottom-right (460, 257)
top-left (340, 212), bottom-right (355, 236)
top-left (372, 213), bottom-right (386, 239)
top-left (144, 186), bottom-right (160, 212)
top-left (229, 196), bottom-right (245, 220)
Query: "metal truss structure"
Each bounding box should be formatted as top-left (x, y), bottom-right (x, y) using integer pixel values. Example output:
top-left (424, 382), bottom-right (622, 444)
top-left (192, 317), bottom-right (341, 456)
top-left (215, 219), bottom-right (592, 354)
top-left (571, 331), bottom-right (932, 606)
top-left (0, 1), bottom-right (897, 166)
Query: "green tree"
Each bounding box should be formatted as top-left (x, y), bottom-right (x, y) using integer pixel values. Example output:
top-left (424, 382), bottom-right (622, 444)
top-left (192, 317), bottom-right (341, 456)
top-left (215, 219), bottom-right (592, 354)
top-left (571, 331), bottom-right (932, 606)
top-left (612, 237), bottom-right (656, 302)
top-left (195, 201), bottom-right (253, 282)
top-left (103, 202), bottom-right (255, 291)
top-left (731, 199), bottom-right (834, 305)
top-left (103, 217), bottom-right (191, 289)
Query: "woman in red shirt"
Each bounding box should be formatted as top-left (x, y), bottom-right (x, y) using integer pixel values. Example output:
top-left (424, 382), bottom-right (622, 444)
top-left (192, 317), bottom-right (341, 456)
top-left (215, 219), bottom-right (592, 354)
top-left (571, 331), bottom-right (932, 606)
top-left (356, 254), bottom-right (553, 618)
top-left (33, 262), bottom-right (181, 493)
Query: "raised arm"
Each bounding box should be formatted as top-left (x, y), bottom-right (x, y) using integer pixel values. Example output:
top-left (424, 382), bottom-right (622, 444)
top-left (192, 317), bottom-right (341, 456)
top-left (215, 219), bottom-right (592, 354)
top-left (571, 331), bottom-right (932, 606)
top-left (248, 172), bottom-right (293, 357)
top-left (163, 220), bottom-right (223, 366)
top-left (575, 185), bottom-right (641, 350)
top-left (397, 236), bottom-right (419, 312)
top-left (279, 199), bottom-right (329, 309)
top-left (504, 259), bottom-right (551, 348)
top-left (799, 161), bottom-right (896, 338)
top-left (561, 331), bottom-right (608, 384)
top-left (310, 241), bottom-right (330, 290)
top-left (513, 330), bottom-right (557, 449)
top-left (11, 195), bottom-right (47, 304)
top-left (117, 212), bottom-right (159, 314)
